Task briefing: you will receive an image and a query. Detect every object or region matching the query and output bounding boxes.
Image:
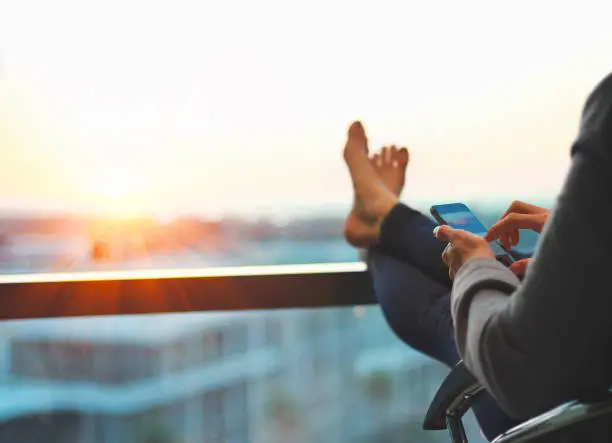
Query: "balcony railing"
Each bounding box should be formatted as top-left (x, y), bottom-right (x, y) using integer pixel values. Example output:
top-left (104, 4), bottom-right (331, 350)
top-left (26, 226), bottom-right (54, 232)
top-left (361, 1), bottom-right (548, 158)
top-left (0, 262), bottom-right (375, 321)
top-left (0, 262), bottom-right (489, 442)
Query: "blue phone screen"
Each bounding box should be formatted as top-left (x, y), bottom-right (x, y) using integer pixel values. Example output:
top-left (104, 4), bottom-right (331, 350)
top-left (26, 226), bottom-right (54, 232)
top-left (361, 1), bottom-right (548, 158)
top-left (433, 203), bottom-right (513, 263)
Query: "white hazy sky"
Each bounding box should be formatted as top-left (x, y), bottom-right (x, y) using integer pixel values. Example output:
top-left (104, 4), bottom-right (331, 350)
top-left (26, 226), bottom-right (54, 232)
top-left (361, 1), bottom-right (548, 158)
top-left (0, 0), bottom-right (611, 217)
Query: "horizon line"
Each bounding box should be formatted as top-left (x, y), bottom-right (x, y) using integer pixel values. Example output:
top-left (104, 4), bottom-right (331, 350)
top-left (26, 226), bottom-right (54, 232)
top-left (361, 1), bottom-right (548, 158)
top-left (0, 195), bottom-right (556, 221)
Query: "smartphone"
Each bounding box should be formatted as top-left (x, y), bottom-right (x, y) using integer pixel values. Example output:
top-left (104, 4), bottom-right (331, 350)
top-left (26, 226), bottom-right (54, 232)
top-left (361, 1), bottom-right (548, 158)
top-left (430, 203), bottom-right (515, 267)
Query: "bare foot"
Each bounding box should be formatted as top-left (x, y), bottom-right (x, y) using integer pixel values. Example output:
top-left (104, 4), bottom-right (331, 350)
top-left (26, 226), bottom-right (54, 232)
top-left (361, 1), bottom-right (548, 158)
top-left (343, 121), bottom-right (399, 248)
top-left (371, 145), bottom-right (409, 197)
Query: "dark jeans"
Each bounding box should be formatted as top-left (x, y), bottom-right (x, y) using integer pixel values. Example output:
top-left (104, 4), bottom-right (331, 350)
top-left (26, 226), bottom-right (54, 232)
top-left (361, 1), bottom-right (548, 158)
top-left (367, 203), bottom-right (523, 441)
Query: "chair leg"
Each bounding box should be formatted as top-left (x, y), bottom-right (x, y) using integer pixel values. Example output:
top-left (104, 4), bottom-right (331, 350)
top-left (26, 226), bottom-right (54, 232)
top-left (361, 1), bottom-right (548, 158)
top-left (446, 412), bottom-right (469, 443)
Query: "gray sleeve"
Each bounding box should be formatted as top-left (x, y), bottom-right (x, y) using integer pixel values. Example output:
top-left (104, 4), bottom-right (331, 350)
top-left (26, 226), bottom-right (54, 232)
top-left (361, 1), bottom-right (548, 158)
top-left (450, 72), bottom-right (612, 419)
top-left (451, 258), bottom-right (520, 363)
top-left (451, 259), bottom-right (533, 418)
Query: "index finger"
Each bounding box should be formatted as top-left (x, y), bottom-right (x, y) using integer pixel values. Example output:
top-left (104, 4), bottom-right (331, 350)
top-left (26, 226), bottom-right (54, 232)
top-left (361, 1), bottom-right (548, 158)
top-left (499, 200), bottom-right (547, 220)
top-left (485, 213), bottom-right (530, 242)
top-left (498, 201), bottom-right (528, 222)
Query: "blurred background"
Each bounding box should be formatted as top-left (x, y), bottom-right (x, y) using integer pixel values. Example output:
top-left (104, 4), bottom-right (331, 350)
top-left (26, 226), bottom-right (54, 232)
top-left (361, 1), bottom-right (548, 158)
top-left (0, 0), bottom-right (609, 441)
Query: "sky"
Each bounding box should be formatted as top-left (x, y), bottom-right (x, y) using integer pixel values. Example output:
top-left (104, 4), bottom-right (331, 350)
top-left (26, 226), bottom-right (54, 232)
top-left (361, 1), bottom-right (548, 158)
top-left (0, 0), bottom-right (611, 218)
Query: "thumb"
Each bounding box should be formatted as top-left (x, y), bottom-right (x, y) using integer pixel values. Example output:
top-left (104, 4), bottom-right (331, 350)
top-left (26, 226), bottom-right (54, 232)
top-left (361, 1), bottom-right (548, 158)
top-left (434, 225), bottom-right (456, 242)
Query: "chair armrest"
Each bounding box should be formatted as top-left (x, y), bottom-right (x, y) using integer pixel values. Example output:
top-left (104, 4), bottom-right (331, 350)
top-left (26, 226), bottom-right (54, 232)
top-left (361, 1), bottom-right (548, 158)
top-left (423, 361), bottom-right (485, 431)
top-left (493, 390), bottom-right (612, 443)
top-left (424, 360), bottom-right (612, 442)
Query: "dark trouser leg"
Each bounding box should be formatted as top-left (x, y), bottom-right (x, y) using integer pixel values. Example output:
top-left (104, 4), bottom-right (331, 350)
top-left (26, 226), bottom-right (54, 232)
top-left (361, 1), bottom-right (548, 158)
top-left (368, 204), bottom-right (523, 440)
top-left (368, 248), bottom-right (458, 366)
top-left (377, 203), bottom-right (451, 287)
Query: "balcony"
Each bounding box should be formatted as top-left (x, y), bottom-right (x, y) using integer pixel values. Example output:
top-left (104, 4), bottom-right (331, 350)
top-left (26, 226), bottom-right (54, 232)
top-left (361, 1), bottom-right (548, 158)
top-left (0, 264), bottom-right (486, 443)
top-left (0, 2), bottom-right (602, 441)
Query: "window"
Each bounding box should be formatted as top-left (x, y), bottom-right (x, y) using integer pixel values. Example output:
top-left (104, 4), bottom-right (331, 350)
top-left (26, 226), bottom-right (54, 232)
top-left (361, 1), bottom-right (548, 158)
top-left (304, 309), bottom-right (328, 338)
top-left (203, 389), bottom-right (226, 442)
top-left (11, 340), bottom-right (94, 382)
top-left (225, 382), bottom-right (249, 443)
top-left (264, 316), bottom-right (283, 347)
top-left (202, 330), bottom-right (223, 363)
top-left (11, 339), bottom-right (162, 385)
top-left (222, 324), bottom-right (249, 357)
top-left (166, 340), bottom-right (190, 373)
top-left (103, 344), bottom-right (160, 384)
top-left (11, 341), bottom-right (45, 379)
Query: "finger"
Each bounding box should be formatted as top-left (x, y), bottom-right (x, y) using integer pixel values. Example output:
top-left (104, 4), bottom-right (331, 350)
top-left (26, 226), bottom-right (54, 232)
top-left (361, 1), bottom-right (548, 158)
top-left (434, 225), bottom-right (456, 242)
top-left (485, 213), bottom-right (536, 242)
top-left (510, 259), bottom-right (531, 276)
top-left (500, 232), bottom-right (510, 251)
top-left (495, 201), bottom-right (529, 248)
top-left (532, 213), bottom-right (549, 234)
top-left (437, 226), bottom-right (485, 248)
top-left (499, 200), bottom-right (544, 220)
top-left (508, 229), bottom-right (520, 247)
top-left (514, 201), bottom-right (548, 215)
top-left (499, 201), bottom-right (549, 221)
top-left (501, 230), bottom-right (519, 250)
top-left (447, 248), bottom-right (457, 280)
top-left (496, 201), bottom-right (544, 243)
top-left (441, 243), bottom-right (452, 266)
top-left (499, 201), bottom-right (528, 220)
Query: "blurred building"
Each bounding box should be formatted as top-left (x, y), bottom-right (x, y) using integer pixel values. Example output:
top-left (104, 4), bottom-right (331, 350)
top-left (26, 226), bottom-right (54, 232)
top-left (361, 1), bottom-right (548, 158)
top-left (0, 307), bottom-right (452, 443)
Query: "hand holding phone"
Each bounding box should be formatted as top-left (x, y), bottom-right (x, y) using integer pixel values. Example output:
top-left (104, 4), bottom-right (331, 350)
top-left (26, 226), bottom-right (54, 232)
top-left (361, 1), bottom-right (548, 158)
top-left (431, 203), bottom-right (515, 267)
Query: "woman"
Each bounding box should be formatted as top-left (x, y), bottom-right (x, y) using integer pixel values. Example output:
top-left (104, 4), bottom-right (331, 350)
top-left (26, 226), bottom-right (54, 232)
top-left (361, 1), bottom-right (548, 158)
top-left (435, 71), bottom-right (612, 440)
top-left (341, 125), bottom-right (535, 439)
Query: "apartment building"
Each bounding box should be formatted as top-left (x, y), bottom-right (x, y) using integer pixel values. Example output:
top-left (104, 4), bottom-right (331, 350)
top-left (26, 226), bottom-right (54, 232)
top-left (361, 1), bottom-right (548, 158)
top-left (0, 306), bottom-right (451, 443)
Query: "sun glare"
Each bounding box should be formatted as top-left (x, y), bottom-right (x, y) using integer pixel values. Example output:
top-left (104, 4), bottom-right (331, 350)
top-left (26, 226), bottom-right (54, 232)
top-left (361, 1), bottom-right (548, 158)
top-left (87, 169), bottom-right (151, 217)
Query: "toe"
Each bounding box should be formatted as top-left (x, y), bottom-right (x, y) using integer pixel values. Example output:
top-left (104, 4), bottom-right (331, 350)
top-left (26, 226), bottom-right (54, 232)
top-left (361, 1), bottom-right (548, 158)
top-left (390, 145), bottom-right (398, 156)
top-left (390, 145), bottom-right (399, 167)
top-left (399, 147), bottom-right (409, 166)
top-left (372, 153), bottom-right (382, 168)
top-left (344, 121), bottom-right (369, 160)
top-left (381, 146), bottom-right (390, 165)
top-left (348, 121), bottom-right (368, 144)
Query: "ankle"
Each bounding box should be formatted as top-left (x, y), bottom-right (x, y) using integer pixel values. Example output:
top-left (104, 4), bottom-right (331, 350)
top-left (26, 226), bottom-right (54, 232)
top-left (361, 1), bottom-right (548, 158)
top-left (374, 195), bottom-right (399, 219)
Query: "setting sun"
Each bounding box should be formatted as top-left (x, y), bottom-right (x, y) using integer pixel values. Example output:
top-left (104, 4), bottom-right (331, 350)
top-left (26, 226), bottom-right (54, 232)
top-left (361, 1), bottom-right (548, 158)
top-left (87, 168), bottom-right (151, 216)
